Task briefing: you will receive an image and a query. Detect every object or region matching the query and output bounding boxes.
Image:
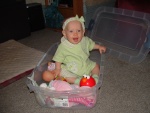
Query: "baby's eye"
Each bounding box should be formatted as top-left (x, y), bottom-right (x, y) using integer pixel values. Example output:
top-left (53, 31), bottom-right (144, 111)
top-left (69, 30), bottom-right (73, 33)
top-left (77, 30), bottom-right (81, 32)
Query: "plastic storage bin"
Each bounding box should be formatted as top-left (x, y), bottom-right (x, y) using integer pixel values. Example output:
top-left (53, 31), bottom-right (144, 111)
top-left (26, 42), bottom-right (104, 109)
top-left (87, 7), bottom-right (150, 64)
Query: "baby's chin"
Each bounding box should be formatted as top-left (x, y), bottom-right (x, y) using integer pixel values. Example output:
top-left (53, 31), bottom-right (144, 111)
top-left (72, 42), bottom-right (79, 44)
top-left (72, 41), bottom-right (80, 44)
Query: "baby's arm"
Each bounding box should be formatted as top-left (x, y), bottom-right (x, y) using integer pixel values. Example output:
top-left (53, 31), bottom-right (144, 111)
top-left (93, 44), bottom-right (106, 54)
top-left (54, 62), bottom-right (61, 76)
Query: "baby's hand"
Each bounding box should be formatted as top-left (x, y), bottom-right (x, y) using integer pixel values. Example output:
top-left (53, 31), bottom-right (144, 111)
top-left (53, 68), bottom-right (61, 77)
top-left (99, 45), bottom-right (106, 54)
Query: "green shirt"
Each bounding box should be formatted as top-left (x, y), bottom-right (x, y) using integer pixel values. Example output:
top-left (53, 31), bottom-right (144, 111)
top-left (52, 36), bottom-right (96, 76)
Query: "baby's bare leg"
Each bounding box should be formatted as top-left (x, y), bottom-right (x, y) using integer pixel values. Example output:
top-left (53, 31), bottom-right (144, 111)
top-left (91, 64), bottom-right (100, 84)
top-left (65, 77), bottom-right (76, 84)
top-left (60, 69), bottom-right (81, 85)
top-left (91, 64), bottom-right (100, 76)
top-left (61, 76), bottom-right (82, 85)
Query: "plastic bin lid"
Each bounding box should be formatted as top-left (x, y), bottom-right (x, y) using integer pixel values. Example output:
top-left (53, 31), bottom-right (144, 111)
top-left (87, 7), bottom-right (150, 64)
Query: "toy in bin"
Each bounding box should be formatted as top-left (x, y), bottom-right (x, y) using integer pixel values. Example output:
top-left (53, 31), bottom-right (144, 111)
top-left (40, 62), bottom-right (97, 107)
top-left (80, 75), bottom-right (96, 87)
top-left (40, 80), bottom-right (97, 107)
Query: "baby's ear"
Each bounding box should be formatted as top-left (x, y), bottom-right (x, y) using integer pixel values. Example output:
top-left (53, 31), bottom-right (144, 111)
top-left (62, 30), bottom-right (66, 37)
top-left (83, 30), bottom-right (85, 35)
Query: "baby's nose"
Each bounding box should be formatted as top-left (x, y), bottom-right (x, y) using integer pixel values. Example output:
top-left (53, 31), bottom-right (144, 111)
top-left (73, 32), bottom-right (78, 36)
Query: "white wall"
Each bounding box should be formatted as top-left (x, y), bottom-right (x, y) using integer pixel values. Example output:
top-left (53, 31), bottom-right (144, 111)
top-left (26, 0), bottom-right (46, 5)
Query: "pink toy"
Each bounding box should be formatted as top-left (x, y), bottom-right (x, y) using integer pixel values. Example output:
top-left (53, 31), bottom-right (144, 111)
top-left (50, 80), bottom-right (76, 91)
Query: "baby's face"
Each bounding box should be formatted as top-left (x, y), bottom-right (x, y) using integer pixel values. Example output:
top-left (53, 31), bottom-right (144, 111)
top-left (62, 20), bottom-right (85, 44)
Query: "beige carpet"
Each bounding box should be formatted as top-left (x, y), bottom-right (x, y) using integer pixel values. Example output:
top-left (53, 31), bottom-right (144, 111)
top-left (0, 40), bottom-right (44, 85)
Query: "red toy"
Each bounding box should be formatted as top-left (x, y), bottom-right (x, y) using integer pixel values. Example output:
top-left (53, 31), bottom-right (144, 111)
top-left (80, 75), bottom-right (96, 87)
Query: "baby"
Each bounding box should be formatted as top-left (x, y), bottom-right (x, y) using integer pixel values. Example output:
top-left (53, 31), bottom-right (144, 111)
top-left (43, 15), bottom-right (106, 85)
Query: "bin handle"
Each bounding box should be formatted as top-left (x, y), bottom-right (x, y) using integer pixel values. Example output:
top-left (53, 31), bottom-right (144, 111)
top-left (144, 33), bottom-right (150, 48)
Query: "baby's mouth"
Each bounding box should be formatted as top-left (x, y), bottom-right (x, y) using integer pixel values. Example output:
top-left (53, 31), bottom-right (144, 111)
top-left (73, 38), bottom-right (78, 42)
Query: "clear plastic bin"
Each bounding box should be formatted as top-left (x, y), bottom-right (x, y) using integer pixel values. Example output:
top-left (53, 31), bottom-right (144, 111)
top-left (87, 7), bottom-right (150, 64)
top-left (26, 42), bottom-right (105, 109)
